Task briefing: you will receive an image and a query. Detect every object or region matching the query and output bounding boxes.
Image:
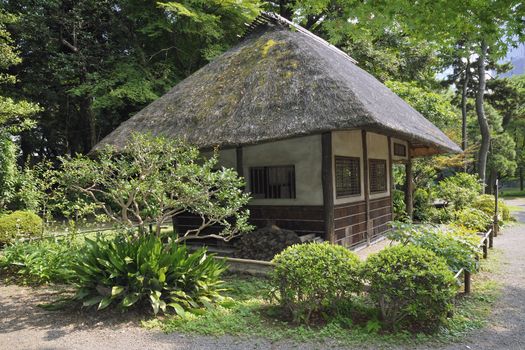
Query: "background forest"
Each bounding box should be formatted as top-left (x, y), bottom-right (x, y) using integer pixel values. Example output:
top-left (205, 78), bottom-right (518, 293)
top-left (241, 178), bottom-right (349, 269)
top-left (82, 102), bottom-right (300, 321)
top-left (1, 0), bottom-right (525, 215)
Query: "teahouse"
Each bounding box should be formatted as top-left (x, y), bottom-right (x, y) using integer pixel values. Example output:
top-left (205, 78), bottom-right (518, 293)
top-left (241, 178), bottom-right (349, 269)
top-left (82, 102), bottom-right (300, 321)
top-left (96, 12), bottom-right (461, 248)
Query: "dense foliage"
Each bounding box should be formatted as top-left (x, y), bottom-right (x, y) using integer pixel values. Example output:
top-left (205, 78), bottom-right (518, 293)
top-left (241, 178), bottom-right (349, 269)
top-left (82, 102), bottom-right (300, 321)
top-left (437, 173), bottom-right (484, 210)
top-left (0, 238), bottom-right (78, 284)
top-left (73, 233), bottom-right (226, 314)
top-left (388, 222), bottom-right (480, 273)
top-left (473, 194), bottom-right (511, 223)
top-left (271, 243), bottom-right (362, 324)
top-left (0, 211), bottom-right (43, 246)
top-left (362, 245), bottom-right (456, 332)
top-left (55, 133), bottom-right (252, 241)
top-left (453, 208), bottom-right (493, 232)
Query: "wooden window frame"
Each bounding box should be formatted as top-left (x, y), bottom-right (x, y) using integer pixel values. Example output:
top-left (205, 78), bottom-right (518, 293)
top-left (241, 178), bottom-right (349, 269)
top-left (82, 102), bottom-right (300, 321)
top-left (334, 156), bottom-right (361, 198)
top-left (249, 165), bottom-right (296, 199)
top-left (393, 142), bottom-right (407, 157)
top-left (369, 158), bottom-right (388, 194)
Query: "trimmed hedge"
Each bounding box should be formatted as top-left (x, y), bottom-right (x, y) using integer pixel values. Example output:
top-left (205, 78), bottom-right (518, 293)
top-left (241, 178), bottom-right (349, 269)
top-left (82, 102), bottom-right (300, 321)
top-left (0, 211), bottom-right (43, 246)
top-left (271, 242), bottom-right (362, 324)
top-left (362, 245), bottom-right (456, 332)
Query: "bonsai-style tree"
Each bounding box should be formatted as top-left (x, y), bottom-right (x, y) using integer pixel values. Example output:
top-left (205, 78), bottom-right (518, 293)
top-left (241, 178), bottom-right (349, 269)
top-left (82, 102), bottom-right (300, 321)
top-left (55, 133), bottom-right (252, 241)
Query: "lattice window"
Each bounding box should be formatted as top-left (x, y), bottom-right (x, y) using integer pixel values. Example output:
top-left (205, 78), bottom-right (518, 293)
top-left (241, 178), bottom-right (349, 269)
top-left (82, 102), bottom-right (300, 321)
top-left (393, 142), bottom-right (407, 157)
top-left (335, 156), bottom-right (361, 197)
top-left (249, 166), bottom-right (296, 199)
top-left (369, 159), bottom-right (387, 193)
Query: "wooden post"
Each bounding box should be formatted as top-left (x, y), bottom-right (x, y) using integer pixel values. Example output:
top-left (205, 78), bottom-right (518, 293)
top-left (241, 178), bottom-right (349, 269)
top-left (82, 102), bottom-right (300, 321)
top-left (362, 130), bottom-right (371, 244)
top-left (464, 271), bottom-right (471, 294)
top-left (236, 146), bottom-right (244, 191)
top-left (405, 154), bottom-right (414, 220)
top-left (494, 179), bottom-right (499, 237)
top-left (387, 137), bottom-right (394, 221)
top-left (489, 228), bottom-right (494, 248)
top-left (322, 132), bottom-right (335, 243)
top-left (483, 238), bottom-right (488, 259)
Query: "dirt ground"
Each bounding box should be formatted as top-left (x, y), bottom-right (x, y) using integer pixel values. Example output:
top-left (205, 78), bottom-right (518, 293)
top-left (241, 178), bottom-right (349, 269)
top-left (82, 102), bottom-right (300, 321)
top-left (1, 199), bottom-right (524, 350)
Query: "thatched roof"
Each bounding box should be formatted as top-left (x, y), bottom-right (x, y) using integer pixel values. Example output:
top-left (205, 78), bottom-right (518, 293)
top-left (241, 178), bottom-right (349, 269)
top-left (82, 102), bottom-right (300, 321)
top-left (95, 12), bottom-right (461, 155)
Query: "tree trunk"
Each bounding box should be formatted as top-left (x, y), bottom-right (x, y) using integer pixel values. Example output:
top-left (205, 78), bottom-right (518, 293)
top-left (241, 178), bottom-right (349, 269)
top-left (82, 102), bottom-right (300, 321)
top-left (475, 40), bottom-right (490, 193)
top-left (80, 97), bottom-right (96, 153)
top-left (461, 59), bottom-right (470, 152)
top-left (486, 168), bottom-right (497, 195)
top-left (520, 167), bottom-right (523, 191)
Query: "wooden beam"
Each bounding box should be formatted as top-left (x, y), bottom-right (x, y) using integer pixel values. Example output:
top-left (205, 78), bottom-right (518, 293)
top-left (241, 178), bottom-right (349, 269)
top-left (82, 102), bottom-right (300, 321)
top-left (387, 136), bottom-right (394, 222)
top-left (362, 130), bottom-right (371, 245)
top-left (236, 146), bottom-right (245, 191)
top-left (321, 132), bottom-right (335, 243)
top-left (405, 152), bottom-right (414, 220)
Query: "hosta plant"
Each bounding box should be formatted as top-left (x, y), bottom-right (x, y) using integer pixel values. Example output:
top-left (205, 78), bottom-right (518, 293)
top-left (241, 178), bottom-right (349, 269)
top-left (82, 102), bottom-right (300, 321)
top-left (73, 233), bottom-right (227, 315)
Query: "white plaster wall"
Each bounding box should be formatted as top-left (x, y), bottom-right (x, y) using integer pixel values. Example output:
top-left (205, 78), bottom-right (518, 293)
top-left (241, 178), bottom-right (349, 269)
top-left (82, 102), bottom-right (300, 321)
top-left (332, 130), bottom-right (365, 204)
top-left (243, 135), bottom-right (323, 205)
top-left (367, 132), bottom-right (390, 200)
top-left (391, 137), bottom-right (409, 162)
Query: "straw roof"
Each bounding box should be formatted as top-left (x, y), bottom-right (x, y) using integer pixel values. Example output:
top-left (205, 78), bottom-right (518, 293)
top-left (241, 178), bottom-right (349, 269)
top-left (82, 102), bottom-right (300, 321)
top-left (95, 12), bottom-right (461, 155)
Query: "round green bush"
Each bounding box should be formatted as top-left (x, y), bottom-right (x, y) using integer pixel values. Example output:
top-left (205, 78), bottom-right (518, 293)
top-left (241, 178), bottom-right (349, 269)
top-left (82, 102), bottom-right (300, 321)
top-left (473, 194), bottom-right (511, 222)
top-left (453, 207), bottom-right (492, 232)
top-left (0, 211), bottom-right (43, 246)
top-left (362, 245), bottom-right (456, 332)
top-left (271, 242), bottom-right (362, 324)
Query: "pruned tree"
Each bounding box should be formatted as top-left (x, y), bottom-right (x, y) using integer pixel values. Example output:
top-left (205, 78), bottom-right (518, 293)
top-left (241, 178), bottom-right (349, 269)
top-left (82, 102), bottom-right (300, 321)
top-left (55, 133), bottom-right (252, 241)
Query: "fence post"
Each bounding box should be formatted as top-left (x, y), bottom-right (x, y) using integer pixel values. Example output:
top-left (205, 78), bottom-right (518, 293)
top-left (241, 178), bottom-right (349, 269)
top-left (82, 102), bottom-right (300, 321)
top-left (483, 238), bottom-right (488, 259)
top-left (494, 179), bottom-right (499, 237)
top-left (489, 229), bottom-right (494, 248)
top-left (464, 271), bottom-right (471, 294)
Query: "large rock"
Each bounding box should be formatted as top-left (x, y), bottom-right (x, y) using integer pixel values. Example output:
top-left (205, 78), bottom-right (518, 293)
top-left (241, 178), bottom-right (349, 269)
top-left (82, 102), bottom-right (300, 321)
top-left (234, 224), bottom-right (301, 261)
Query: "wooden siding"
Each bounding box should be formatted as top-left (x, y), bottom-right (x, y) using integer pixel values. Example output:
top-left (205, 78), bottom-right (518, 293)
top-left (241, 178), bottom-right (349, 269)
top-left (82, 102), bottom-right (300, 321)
top-left (174, 205), bottom-right (325, 241)
top-left (248, 205), bottom-right (325, 236)
top-left (333, 196), bottom-right (392, 248)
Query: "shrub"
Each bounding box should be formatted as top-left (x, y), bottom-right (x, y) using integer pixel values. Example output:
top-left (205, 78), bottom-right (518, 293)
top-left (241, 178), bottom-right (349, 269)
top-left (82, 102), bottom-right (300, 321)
top-left (392, 189), bottom-right (409, 222)
top-left (437, 173), bottom-right (483, 210)
top-left (0, 238), bottom-right (78, 284)
top-left (453, 207), bottom-right (492, 232)
top-left (413, 188), bottom-right (434, 222)
top-left (0, 211), bottom-right (43, 246)
top-left (388, 222), bottom-right (479, 273)
top-left (362, 245), bottom-right (456, 332)
top-left (472, 194), bottom-right (511, 222)
top-left (72, 233), bottom-right (226, 315)
top-left (271, 242), bottom-right (362, 324)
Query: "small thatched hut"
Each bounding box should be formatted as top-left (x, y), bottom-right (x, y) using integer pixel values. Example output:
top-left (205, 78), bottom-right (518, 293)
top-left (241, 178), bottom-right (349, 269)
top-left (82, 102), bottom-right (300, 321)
top-left (96, 12), bottom-right (461, 248)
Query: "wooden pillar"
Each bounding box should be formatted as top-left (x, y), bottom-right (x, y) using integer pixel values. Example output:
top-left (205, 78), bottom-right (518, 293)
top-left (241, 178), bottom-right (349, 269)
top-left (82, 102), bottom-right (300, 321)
top-left (405, 154), bottom-right (414, 220)
top-left (236, 146), bottom-right (245, 191)
top-left (362, 130), bottom-right (371, 244)
top-left (322, 132), bottom-right (335, 243)
top-left (387, 136), bottom-right (393, 221)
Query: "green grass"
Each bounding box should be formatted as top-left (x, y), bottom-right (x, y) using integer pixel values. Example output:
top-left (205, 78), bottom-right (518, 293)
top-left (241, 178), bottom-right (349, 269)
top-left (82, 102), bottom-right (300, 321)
top-left (146, 251), bottom-right (503, 347)
top-left (501, 187), bottom-right (525, 198)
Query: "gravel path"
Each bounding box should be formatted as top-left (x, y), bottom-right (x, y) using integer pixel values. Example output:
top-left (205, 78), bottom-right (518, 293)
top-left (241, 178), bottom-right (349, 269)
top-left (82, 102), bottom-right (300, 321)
top-left (426, 197), bottom-right (525, 350)
top-left (1, 199), bottom-right (525, 350)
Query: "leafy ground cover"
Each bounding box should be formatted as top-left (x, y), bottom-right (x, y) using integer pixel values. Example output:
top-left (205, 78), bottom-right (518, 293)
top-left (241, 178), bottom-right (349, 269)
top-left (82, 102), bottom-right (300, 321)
top-left (146, 249), bottom-right (502, 348)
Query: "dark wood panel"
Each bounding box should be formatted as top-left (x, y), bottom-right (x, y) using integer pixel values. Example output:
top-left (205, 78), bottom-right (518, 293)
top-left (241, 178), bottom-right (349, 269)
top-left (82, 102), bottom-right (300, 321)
top-left (334, 201), bottom-right (366, 218)
top-left (370, 196), bottom-right (391, 210)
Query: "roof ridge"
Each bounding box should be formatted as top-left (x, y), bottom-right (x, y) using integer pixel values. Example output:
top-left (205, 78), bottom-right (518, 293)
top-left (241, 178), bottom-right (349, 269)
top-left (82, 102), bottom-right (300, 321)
top-left (243, 11), bottom-right (357, 64)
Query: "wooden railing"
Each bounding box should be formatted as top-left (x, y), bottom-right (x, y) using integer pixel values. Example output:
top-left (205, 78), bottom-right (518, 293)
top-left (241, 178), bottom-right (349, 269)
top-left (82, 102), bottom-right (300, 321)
top-left (454, 227), bottom-right (494, 294)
